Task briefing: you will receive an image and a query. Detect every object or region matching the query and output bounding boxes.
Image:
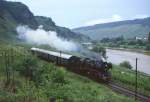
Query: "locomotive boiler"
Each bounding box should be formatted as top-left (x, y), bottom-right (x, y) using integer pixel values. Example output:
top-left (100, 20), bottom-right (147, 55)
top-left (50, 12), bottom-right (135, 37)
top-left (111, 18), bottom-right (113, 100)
top-left (31, 47), bottom-right (112, 82)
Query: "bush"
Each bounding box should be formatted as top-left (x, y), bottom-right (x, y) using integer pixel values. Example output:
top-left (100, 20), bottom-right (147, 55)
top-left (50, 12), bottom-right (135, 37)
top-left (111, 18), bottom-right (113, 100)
top-left (145, 44), bottom-right (150, 50)
top-left (119, 61), bottom-right (132, 69)
top-left (39, 63), bottom-right (66, 84)
top-left (16, 56), bottom-right (40, 81)
top-left (51, 68), bottom-right (66, 84)
top-left (92, 46), bottom-right (106, 58)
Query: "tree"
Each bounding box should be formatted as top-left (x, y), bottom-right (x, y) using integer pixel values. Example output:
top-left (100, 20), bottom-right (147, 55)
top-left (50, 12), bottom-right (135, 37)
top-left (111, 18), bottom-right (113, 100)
top-left (145, 44), bottom-right (150, 50)
top-left (101, 37), bottom-right (110, 43)
top-left (113, 35), bottom-right (124, 43)
top-left (136, 39), bottom-right (144, 46)
top-left (92, 46), bottom-right (106, 58)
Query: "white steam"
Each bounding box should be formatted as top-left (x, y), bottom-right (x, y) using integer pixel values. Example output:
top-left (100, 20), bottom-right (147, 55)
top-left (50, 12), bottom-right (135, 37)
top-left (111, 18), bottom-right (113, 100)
top-left (16, 25), bottom-right (78, 51)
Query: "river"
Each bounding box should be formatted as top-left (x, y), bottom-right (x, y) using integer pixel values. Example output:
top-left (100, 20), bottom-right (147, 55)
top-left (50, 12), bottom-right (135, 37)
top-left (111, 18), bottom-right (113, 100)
top-left (106, 49), bottom-right (150, 74)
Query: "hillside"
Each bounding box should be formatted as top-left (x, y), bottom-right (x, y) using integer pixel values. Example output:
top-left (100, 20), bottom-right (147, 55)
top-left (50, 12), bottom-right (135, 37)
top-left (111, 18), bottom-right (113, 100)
top-left (0, 0), bottom-right (90, 42)
top-left (73, 17), bottom-right (150, 40)
top-left (0, 0), bottom-right (37, 42)
top-left (35, 16), bottom-right (90, 42)
top-left (0, 44), bottom-right (136, 102)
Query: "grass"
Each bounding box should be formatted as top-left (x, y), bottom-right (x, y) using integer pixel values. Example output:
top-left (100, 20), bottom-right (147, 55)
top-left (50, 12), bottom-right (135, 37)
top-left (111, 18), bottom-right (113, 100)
top-left (0, 44), bottom-right (137, 102)
top-left (112, 65), bottom-right (150, 95)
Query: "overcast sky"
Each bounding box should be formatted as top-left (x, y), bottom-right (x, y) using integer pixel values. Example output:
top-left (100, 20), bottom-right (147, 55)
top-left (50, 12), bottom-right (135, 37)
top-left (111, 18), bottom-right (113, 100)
top-left (8, 0), bottom-right (150, 28)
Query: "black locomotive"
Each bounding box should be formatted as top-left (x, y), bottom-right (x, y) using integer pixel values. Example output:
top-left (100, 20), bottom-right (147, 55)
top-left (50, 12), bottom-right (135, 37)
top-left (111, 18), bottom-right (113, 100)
top-left (31, 48), bottom-right (112, 82)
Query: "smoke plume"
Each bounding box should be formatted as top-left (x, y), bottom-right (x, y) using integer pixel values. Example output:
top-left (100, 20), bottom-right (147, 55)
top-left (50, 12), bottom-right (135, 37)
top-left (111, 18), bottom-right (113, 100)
top-left (16, 25), bottom-right (78, 51)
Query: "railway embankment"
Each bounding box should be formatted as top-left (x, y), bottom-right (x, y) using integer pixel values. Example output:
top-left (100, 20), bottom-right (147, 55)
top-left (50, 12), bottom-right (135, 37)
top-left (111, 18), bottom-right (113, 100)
top-left (112, 65), bottom-right (150, 96)
top-left (0, 44), bottom-right (137, 102)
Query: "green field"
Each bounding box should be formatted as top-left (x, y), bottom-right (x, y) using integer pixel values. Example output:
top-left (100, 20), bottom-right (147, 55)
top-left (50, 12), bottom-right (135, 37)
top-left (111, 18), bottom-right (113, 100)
top-left (112, 65), bottom-right (150, 95)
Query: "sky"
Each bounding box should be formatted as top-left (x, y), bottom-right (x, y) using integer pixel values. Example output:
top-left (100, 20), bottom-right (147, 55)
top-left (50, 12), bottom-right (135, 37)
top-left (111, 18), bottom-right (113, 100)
top-left (8, 0), bottom-right (150, 29)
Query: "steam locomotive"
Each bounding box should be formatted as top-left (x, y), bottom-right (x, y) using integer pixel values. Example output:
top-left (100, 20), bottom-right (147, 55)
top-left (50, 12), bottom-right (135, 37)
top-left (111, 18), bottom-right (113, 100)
top-left (31, 48), bottom-right (112, 82)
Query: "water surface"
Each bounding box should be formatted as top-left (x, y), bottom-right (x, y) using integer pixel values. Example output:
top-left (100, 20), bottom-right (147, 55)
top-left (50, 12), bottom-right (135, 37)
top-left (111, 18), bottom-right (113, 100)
top-left (106, 49), bottom-right (150, 74)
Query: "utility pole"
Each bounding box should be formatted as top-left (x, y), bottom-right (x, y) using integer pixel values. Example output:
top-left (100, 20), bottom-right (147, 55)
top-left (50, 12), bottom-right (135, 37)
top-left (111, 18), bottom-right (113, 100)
top-left (135, 58), bottom-right (138, 101)
top-left (148, 32), bottom-right (150, 43)
top-left (60, 51), bottom-right (61, 65)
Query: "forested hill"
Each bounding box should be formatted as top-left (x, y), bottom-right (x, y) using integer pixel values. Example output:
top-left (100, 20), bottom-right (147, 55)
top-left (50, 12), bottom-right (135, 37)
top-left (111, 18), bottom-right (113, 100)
top-left (73, 17), bottom-right (150, 40)
top-left (0, 0), bottom-right (90, 42)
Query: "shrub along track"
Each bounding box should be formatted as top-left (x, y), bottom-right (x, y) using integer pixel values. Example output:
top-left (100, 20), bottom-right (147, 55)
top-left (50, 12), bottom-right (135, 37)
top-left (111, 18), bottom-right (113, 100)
top-left (40, 60), bottom-right (150, 101)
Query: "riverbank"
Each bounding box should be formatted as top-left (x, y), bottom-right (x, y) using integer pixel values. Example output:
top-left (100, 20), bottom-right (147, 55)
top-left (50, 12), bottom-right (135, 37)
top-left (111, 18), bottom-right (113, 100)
top-left (106, 47), bottom-right (150, 56)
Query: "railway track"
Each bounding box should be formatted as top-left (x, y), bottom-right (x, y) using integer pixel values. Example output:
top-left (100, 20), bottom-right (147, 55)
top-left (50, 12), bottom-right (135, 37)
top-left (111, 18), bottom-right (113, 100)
top-left (66, 69), bottom-right (150, 102)
top-left (107, 82), bottom-right (150, 102)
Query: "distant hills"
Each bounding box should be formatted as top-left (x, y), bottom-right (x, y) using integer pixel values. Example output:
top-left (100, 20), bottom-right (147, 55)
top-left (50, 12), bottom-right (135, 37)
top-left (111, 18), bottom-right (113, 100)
top-left (73, 17), bottom-right (150, 40)
top-left (0, 0), bottom-right (90, 43)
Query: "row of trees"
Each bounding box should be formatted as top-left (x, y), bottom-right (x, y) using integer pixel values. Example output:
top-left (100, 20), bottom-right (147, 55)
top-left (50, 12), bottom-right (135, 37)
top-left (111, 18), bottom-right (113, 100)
top-left (100, 32), bottom-right (150, 50)
top-left (100, 32), bottom-right (150, 42)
